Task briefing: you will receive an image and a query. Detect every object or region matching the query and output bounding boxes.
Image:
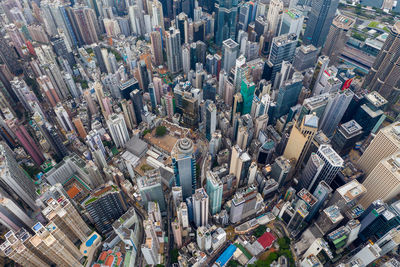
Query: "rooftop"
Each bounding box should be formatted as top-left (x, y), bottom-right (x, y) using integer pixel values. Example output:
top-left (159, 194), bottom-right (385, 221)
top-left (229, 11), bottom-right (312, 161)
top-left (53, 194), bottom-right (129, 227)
top-left (318, 144), bottom-right (344, 167)
top-left (297, 189), bottom-right (318, 207)
top-left (340, 120), bottom-right (363, 136)
top-left (336, 180), bottom-right (366, 203)
top-left (324, 205), bottom-right (344, 223)
top-left (333, 14), bottom-right (355, 30)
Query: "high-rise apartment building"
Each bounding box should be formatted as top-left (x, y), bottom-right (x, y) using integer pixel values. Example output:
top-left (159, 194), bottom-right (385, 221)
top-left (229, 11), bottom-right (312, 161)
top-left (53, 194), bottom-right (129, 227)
top-left (358, 122), bottom-right (400, 176)
top-left (150, 30), bottom-right (163, 66)
top-left (303, 0), bottom-right (340, 47)
top-left (193, 188), bottom-right (209, 227)
top-left (106, 113), bottom-right (130, 148)
top-left (0, 142), bottom-right (38, 210)
top-left (165, 27), bottom-right (182, 73)
top-left (7, 119), bottom-right (45, 166)
top-left (83, 184), bottom-right (127, 234)
top-left (229, 184), bottom-right (263, 223)
top-left (172, 138), bottom-right (196, 199)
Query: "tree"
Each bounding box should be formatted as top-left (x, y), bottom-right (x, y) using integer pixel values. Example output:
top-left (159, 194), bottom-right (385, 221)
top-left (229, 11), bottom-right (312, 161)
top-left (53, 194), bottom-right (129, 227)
top-left (253, 225), bottom-right (266, 238)
top-left (143, 129), bottom-right (151, 136)
top-left (171, 248), bottom-right (179, 263)
top-left (277, 237), bottom-right (290, 250)
top-left (155, 126), bottom-right (167, 137)
top-left (228, 260), bottom-right (240, 267)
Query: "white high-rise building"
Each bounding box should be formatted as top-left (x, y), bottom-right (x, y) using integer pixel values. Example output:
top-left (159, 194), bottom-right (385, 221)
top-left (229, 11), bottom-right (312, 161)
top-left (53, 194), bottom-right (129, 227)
top-left (54, 104), bottom-right (74, 133)
top-left (193, 188), bottom-right (209, 227)
top-left (106, 113), bottom-right (130, 148)
top-left (267, 0), bottom-right (284, 36)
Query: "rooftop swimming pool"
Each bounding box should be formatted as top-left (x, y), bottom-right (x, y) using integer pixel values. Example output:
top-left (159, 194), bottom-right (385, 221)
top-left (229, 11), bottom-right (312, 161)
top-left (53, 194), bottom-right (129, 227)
top-left (86, 233), bottom-right (99, 247)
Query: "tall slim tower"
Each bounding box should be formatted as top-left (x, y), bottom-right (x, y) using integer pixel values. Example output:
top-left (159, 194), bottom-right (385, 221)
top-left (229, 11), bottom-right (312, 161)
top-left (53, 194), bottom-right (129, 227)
top-left (363, 22), bottom-right (400, 108)
top-left (192, 188), bottom-right (209, 227)
top-left (150, 30), bottom-right (163, 66)
top-left (284, 114), bottom-right (319, 169)
top-left (303, 0), bottom-right (340, 47)
top-left (322, 15), bottom-right (355, 65)
top-left (172, 138), bottom-right (196, 199)
top-left (206, 171), bottom-right (223, 215)
top-left (267, 0), bottom-right (284, 36)
top-left (215, 0), bottom-right (239, 45)
top-left (165, 27), bottom-right (182, 74)
top-left (0, 142), bottom-right (38, 210)
top-left (358, 122), bottom-right (400, 176)
top-left (319, 90), bottom-right (354, 138)
top-left (106, 113), bottom-right (130, 148)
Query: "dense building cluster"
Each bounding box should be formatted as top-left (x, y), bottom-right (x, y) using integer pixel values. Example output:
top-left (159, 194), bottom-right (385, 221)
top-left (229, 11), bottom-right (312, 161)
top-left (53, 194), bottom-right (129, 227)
top-left (1, 0), bottom-right (400, 266)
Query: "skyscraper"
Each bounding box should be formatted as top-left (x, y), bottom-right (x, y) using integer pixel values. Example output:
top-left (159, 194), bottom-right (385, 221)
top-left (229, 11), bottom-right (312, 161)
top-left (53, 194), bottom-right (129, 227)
top-left (279, 9), bottom-right (304, 37)
top-left (360, 152), bottom-right (400, 208)
top-left (106, 113), bottom-right (130, 148)
top-left (363, 22), bottom-right (400, 108)
top-left (322, 15), bottom-right (355, 65)
top-left (358, 122), bottom-right (400, 176)
top-left (215, 0), bottom-right (239, 45)
top-left (303, 0), bottom-right (340, 47)
top-left (240, 78), bottom-right (256, 115)
top-left (267, 0), bottom-right (284, 36)
top-left (205, 101), bottom-right (217, 141)
top-left (192, 188), bottom-right (209, 227)
top-left (8, 119), bottom-right (45, 166)
top-left (222, 38), bottom-right (239, 73)
top-left (0, 142), bottom-right (38, 210)
top-left (83, 184), bottom-right (127, 234)
top-left (311, 144), bottom-right (343, 191)
top-left (137, 172), bottom-right (167, 211)
top-left (172, 138), bottom-right (196, 199)
top-left (274, 73), bottom-right (304, 120)
top-left (299, 153), bottom-right (325, 191)
top-left (331, 120), bottom-right (363, 156)
top-left (206, 171), bottom-right (223, 215)
top-left (267, 33), bottom-right (298, 83)
top-left (150, 30), bottom-right (163, 66)
top-left (165, 27), bottom-right (182, 73)
top-left (229, 145), bottom-right (251, 188)
top-left (284, 113), bottom-right (319, 169)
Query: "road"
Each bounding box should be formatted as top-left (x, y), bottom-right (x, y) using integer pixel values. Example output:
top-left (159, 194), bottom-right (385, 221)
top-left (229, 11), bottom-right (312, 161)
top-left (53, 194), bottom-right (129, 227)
top-left (131, 200), bottom-right (147, 267)
top-left (165, 194), bottom-right (174, 266)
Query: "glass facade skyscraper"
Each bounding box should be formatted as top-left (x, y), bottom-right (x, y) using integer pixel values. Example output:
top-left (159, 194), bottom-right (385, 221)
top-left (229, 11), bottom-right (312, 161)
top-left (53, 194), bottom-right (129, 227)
top-left (172, 138), bottom-right (197, 199)
top-left (303, 0), bottom-right (340, 47)
top-left (215, 0), bottom-right (239, 46)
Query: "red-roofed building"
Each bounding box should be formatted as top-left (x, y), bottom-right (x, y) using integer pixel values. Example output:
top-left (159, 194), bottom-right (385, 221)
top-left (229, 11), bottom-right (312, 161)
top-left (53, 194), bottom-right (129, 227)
top-left (105, 255), bottom-right (115, 266)
top-left (257, 232), bottom-right (276, 249)
top-left (93, 264), bottom-right (101, 267)
top-left (99, 251), bottom-right (108, 262)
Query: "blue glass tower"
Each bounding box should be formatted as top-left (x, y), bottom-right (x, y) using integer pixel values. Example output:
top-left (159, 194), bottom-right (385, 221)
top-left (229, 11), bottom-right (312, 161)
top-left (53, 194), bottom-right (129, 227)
top-left (215, 0), bottom-right (239, 46)
top-left (303, 0), bottom-right (340, 47)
